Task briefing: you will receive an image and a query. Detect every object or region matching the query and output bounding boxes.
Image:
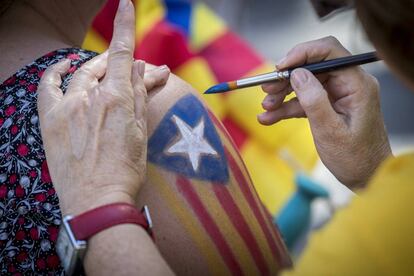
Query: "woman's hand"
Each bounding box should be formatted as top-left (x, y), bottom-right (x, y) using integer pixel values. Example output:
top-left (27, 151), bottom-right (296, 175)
top-left (258, 36), bottom-right (392, 189)
top-left (37, 0), bottom-right (169, 216)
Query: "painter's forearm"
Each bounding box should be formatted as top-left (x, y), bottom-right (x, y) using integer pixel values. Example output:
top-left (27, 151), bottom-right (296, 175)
top-left (84, 224), bottom-right (174, 276)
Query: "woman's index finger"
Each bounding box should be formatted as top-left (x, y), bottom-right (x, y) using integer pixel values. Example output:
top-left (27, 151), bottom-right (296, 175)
top-left (105, 0), bottom-right (136, 84)
top-left (277, 36), bottom-right (351, 70)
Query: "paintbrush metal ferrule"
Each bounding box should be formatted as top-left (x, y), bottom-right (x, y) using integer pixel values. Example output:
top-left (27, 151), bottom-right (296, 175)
top-left (236, 70), bottom-right (290, 89)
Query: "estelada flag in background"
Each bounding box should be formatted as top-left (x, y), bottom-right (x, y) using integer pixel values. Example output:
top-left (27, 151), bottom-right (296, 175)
top-left (83, 0), bottom-right (318, 216)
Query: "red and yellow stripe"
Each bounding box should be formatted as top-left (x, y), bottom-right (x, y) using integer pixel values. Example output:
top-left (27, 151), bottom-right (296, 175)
top-left (149, 165), bottom-right (230, 275)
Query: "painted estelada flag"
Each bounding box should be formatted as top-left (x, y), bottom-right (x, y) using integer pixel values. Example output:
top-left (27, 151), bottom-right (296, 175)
top-left (83, 0), bottom-right (318, 216)
top-left (148, 95), bottom-right (229, 182)
top-left (145, 93), bottom-right (291, 274)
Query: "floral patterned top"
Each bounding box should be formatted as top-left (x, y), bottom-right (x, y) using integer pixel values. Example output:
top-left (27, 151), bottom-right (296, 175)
top-left (0, 48), bottom-right (97, 275)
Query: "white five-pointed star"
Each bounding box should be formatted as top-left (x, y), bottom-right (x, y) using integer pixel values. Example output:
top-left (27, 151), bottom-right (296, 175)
top-left (166, 115), bottom-right (218, 171)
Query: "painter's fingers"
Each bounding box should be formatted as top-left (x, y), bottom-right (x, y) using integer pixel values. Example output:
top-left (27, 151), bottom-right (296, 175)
top-left (261, 79), bottom-right (292, 95)
top-left (277, 36), bottom-right (351, 70)
top-left (37, 59), bottom-right (71, 117)
top-left (105, 0), bottom-right (135, 88)
top-left (67, 52), bottom-right (108, 93)
top-left (261, 91), bottom-right (290, 111)
top-left (257, 97), bottom-right (306, 125)
top-left (290, 68), bottom-right (339, 128)
top-left (144, 65), bottom-right (170, 92)
top-left (261, 73), bottom-right (328, 96)
top-left (132, 60), bottom-right (147, 121)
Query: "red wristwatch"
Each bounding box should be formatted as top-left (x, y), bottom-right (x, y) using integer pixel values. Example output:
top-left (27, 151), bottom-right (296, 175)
top-left (56, 203), bottom-right (153, 276)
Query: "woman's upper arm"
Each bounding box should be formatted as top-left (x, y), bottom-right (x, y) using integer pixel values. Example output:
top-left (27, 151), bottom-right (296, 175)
top-left (138, 72), bottom-right (290, 274)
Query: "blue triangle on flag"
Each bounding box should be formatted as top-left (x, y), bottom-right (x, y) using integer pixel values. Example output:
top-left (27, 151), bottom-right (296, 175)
top-left (148, 94), bottom-right (229, 183)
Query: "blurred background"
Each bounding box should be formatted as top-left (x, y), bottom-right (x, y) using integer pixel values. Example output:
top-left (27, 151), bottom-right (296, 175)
top-left (204, 0), bottom-right (414, 145)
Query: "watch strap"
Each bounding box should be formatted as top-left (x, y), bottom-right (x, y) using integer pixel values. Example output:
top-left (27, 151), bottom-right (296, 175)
top-left (68, 203), bottom-right (153, 241)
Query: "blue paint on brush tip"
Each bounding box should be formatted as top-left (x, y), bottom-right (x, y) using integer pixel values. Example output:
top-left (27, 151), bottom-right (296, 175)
top-left (204, 82), bottom-right (230, 94)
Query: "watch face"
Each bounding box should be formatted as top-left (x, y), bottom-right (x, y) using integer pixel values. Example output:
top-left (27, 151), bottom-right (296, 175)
top-left (56, 227), bottom-right (75, 271)
top-left (57, 216), bottom-right (87, 275)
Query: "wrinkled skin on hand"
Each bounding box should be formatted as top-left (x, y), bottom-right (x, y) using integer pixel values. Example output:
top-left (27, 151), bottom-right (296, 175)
top-left (37, 0), bottom-right (170, 215)
top-left (259, 36), bottom-right (392, 189)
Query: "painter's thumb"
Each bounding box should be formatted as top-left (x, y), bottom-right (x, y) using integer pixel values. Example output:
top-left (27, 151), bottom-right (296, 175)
top-left (290, 68), bottom-right (337, 127)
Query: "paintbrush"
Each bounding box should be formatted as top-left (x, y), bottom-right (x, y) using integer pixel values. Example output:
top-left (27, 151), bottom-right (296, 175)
top-left (204, 51), bottom-right (380, 94)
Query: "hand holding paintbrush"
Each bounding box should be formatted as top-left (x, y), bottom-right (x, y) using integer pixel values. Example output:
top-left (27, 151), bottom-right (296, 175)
top-left (211, 36), bottom-right (391, 189)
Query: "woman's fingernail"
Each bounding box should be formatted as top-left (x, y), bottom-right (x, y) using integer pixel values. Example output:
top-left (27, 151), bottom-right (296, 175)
top-left (257, 113), bottom-right (266, 121)
top-left (262, 102), bottom-right (270, 110)
top-left (159, 65), bottom-right (170, 72)
top-left (262, 83), bottom-right (271, 90)
top-left (276, 57), bottom-right (287, 68)
top-left (137, 60), bottom-right (145, 77)
top-left (119, 0), bottom-right (129, 10)
top-left (262, 98), bottom-right (271, 106)
top-left (59, 59), bottom-right (71, 68)
top-left (291, 69), bottom-right (308, 88)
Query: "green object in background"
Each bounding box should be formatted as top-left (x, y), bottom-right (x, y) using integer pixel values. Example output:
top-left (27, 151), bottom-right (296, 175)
top-left (275, 173), bottom-right (329, 250)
